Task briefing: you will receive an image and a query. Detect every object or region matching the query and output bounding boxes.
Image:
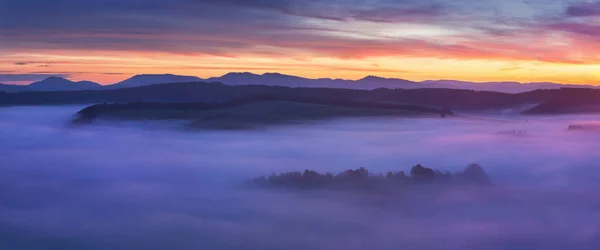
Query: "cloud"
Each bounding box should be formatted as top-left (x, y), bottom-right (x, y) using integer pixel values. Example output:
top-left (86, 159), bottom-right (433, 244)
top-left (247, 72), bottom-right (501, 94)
top-left (1, 0), bottom-right (598, 69)
top-left (565, 1), bottom-right (600, 17)
top-left (192, 0), bottom-right (446, 22)
top-left (3, 107), bottom-right (600, 249)
top-left (347, 5), bottom-right (445, 23)
top-left (545, 22), bottom-right (600, 38)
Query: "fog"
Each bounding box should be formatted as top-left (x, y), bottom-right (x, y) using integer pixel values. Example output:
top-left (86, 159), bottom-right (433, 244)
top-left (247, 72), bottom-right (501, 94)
top-left (2, 106), bottom-right (600, 250)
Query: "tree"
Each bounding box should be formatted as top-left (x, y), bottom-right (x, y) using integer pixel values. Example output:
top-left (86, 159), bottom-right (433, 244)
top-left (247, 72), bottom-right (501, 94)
top-left (410, 164), bottom-right (435, 182)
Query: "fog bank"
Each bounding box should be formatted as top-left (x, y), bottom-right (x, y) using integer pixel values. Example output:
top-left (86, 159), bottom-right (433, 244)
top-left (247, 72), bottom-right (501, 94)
top-left (2, 106), bottom-right (600, 249)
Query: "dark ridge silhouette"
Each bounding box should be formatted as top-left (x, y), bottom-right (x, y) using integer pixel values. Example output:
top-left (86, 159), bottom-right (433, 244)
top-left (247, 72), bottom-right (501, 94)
top-left (75, 95), bottom-right (450, 119)
top-left (5, 72), bottom-right (598, 93)
top-left (4, 80), bottom-right (600, 113)
top-left (0, 83), bottom-right (25, 93)
top-left (0, 77), bottom-right (101, 92)
top-left (251, 164), bottom-right (491, 191)
top-left (105, 72), bottom-right (593, 93)
top-left (109, 74), bottom-right (202, 88)
top-left (523, 88), bottom-right (600, 114)
top-left (72, 96), bottom-right (451, 129)
top-left (27, 77), bottom-right (101, 91)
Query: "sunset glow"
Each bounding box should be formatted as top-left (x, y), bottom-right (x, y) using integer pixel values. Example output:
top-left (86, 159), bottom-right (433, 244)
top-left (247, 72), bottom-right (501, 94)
top-left (1, 0), bottom-right (599, 85)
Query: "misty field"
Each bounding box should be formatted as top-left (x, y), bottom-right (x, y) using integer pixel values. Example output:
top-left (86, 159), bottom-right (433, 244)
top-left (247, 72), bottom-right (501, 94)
top-left (1, 106), bottom-right (600, 250)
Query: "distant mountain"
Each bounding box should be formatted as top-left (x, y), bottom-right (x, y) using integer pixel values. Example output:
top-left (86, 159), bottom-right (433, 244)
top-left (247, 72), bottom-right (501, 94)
top-left (355, 75), bottom-right (419, 89)
top-left (0, 83), bottom-right (26, 93)
top-left (358, 75), bottom-right (413, 84)
top-left (203, 72), bottom-right (596, 92)
top-left (421, 80), bottom-right (595, 94)
top-left (4, 72), bottom-right (598, 93)
top-left (4, 80), bottom-right (599, 114)
top-left (27, 77), bottom-right (101, 91)
top-left (207, 72), bottom-right (322, 88)
top-left (110, 74), bottom-right (202, 88)
top-left (206, 72), bottom-right (418, 89)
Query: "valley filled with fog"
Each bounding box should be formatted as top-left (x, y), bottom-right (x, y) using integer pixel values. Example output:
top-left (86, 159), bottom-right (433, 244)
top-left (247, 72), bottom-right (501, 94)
top-left (2, 106), bottom-right (600, 250)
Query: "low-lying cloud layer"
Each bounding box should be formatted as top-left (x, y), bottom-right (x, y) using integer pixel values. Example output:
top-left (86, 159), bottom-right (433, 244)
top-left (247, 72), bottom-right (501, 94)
top-left (1, 106), bottom-right (600, 249)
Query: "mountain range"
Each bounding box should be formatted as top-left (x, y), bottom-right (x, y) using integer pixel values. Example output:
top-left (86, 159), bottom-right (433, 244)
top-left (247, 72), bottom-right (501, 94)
top-left (3, 81), bottom-right (600, 115)
top-left (1, 76), bottom-right (102, 92)
top-left (1, 72), bottom-right (597, 93)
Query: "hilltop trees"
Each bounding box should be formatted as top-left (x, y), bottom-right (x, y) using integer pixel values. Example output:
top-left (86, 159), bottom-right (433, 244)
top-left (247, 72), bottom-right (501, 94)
top-left (252, 164), bottom-right (491, 191)
top-left (410, 164), bottom-right (435, 181)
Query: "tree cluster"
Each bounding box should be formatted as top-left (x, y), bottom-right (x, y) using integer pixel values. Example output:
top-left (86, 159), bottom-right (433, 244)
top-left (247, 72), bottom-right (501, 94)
top-left (252, 164), bottom-right (491, 191)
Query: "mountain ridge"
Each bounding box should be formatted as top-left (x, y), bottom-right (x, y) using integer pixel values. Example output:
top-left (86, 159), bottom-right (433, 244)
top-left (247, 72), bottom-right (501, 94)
top-left (1, 77), bottom-right (102, 92)
top-left (109, 74), bottom-right (202, 88)
top-left (2, 73), bottom-right (597, 93)
top-left (28, 76), bottom-right (102, 91)
top-left (3, 80), bottom-right (600, 115)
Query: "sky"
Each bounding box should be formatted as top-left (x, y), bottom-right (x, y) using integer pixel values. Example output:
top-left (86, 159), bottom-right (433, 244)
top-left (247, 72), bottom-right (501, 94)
top-left (0, 0), bottom-right (599, 85)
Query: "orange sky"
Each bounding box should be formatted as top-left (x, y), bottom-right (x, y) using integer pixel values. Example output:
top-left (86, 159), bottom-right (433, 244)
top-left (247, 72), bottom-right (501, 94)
top-left (1, 0), bottom-right (599, 85)
top-left (2, 49), bottom-right (598, 85)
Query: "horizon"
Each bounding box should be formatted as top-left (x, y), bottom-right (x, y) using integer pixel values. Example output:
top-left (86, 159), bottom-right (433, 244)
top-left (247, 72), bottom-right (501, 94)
top-left (1, 0), bottom-right (599, 86)
top-left (1, 71), bottom-right (596, 87)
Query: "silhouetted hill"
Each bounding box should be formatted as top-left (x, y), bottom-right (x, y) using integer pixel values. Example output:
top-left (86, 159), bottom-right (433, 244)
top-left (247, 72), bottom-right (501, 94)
top-left (27, 77), bottom-right (101, 91)
top-left (73, 96), bottom-right (450, 129)
top-left (3, 81), bottom-right (600, 113)
top-left (109, 74), bottom-right (202, 88)
top-left (206, 72), bottom-right (353, 88)
top-left (0, 81), bottom-right (507, 110)
top-left (188, 72), bottom-right (589, 92)
top-left (357, 75), bottom-right (418, 88)
top-left (0, 83), bottom-right (25, 93)
top-left (207, 72), bottom-right (284, 86)
top-left (522, 88), bottom-right (600, 114)
top-left (205, 72), bottom-right (420, 89)
top-left (420, 80), bottom-right (589, 93)
top-left (4, 72), bottom-right (598, 93)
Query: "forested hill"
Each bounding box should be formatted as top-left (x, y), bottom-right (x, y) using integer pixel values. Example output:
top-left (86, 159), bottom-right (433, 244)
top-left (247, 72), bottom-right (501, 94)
top-left (2, 81), bottom-right (600, 113)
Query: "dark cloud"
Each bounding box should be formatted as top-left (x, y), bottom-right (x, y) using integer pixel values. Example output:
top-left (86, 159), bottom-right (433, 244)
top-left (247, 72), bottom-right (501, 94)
top-left (13, 61), bottom-right (55, 67)
top-left (191, 0), bottom-right (446, 22)
top-left (545, 22), bottom-right (600, 38)
top-left (565, 1), bottom-right (600, 17)
top-left (0, 0), bottom-right (597, 65)
top-left (0, 0), bottom-right (449, 36)
top-left (349, 5), bottom-right (445, 23)
top-left (0, 0), bottom-right (301, 55)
